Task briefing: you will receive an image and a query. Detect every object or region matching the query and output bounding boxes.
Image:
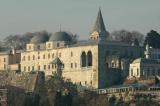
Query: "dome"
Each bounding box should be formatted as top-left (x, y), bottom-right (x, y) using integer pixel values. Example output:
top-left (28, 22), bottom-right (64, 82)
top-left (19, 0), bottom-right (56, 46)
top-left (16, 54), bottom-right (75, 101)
top-left (30, 34), bottom-right (49, 44)
top-left (49, 31), bottom-right (72, 42)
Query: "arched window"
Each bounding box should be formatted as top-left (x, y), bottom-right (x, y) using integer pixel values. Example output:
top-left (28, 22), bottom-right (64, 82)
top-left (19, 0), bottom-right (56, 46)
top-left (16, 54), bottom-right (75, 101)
top-left (28, 66), bottom-right (30, 71)
top-left (71, 52), bottom-right (73, 57)
top-left (87, 51), bottom-right (93, 66)
top-left (43, 54), bottom-right (45, 59)
top-left (28, 56), bottom-right (30, 61)
top-left (81, 52), bottom-right (86, 67)
top-left (52, 53), bottom-right (54, 58)
top-left (48, 53), bottom-right (50, 59)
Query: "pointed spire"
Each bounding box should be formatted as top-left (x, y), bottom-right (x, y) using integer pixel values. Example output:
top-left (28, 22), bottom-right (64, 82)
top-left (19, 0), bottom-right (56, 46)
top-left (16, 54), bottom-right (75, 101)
top-left (93, 8), bottom-right (106, 33)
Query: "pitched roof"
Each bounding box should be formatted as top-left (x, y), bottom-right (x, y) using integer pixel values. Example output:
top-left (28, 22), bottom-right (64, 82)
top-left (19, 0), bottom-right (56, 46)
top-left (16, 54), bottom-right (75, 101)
top-left (92, 9), bottom-right (106, 33)
top-left (50, 57), bottom-right (63, 65)
top-left (132, 58), bottom-right (159, 64)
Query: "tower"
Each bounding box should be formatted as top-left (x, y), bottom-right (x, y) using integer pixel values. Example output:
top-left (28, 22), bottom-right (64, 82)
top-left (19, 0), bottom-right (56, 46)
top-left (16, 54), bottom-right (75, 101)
top-left (145, 43), bottom-right (151, 59)
top-left (90, 9), bottom-right (109, 42)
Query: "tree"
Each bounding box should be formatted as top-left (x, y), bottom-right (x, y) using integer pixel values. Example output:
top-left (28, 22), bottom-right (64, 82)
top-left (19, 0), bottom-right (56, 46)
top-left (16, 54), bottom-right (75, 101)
top-left (144, 30), bottom-right (160, 48)
top-left (2, 30), bottom-right (49, 50)
top-left (111, 30), bottom-right (144, 45)
top-left (132, 38), bottom-right (139, 46)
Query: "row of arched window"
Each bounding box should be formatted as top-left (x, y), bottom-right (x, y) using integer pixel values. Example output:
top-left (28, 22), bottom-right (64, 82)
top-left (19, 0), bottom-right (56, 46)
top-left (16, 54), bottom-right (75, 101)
top-left (81, 51), bottom-right (93, 67)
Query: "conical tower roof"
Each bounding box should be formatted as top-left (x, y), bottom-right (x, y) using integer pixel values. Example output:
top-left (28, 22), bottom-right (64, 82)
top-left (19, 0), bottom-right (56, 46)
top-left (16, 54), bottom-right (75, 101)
top-left (93, 9), bottom-right (106, 33)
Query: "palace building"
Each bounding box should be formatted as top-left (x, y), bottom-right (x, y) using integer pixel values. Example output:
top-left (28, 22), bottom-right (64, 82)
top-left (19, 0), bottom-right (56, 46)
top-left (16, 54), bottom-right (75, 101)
top-left (129, 44), bottom-right (160, 79)
top-left (0, 9), bottom-right (145, 88)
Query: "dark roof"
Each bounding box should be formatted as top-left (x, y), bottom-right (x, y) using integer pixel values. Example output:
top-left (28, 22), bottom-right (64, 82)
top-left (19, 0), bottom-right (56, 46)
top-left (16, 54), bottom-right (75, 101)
top-left (132, 58), bottom-right (159, 64)
top-left (30, 34), bottom-right (49, 44)
top-left (92, 9), bottom-right (106, 33)
top-left (50, 57), bottom-right (63, 65)
top-left (49, 31), bottom-right (72, 42)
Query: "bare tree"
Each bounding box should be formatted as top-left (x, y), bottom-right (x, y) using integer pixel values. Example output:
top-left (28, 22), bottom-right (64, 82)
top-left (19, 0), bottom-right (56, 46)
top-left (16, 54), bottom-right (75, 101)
top-left (110, 30), bottom-right (144, 45)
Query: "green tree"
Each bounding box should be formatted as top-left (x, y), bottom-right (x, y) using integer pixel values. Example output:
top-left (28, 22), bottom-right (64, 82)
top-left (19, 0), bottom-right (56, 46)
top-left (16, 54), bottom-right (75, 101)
top-left (144, 30), bottom-right (160, 48)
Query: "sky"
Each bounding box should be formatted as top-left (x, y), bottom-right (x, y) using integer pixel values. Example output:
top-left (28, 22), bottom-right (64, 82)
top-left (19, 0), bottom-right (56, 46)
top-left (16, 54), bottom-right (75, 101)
top-left (0, 0), bottom-right (160, 39)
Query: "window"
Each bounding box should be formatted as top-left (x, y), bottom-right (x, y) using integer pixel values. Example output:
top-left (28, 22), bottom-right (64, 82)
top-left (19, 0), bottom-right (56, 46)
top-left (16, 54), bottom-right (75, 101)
top-left (38, 56), bottom-right (40, 59)
top-left (24, 67), bottom-right (26, 71)
top-left (28, 66), bottom-right (30, 71)
top-left (71, 63), bottom-right (73, 68)
top-left (52, 64), bottom-right (54, 69)
top-left (71, 52), bottom-right (73, 57)
top-left (85, 81), bottom-right (87, 85)
top-left (43, 54), bottom-right (45, 59)
top-left (87, 51), bottom-right (93, 66)
top-left (79, 82), bottom-right (81, 85)
top-left (81, 52), bottom-right (86, 67)
top-left (48, 53), bottom-right (50, 59)
top-left (57, 43), bottom-right (60, 47)
top-left (90, 80), bottom-right (92, 85)
top-left (44, 65), bottom-right (46, 70)
top-left (48, 65), bottom-right (50, 69)
top-left (4, 58), bottom-right (6, 62)
top-left (111, 62), bottom-right (114, 68)
top-left (52, 53), bottom-right (54, 58)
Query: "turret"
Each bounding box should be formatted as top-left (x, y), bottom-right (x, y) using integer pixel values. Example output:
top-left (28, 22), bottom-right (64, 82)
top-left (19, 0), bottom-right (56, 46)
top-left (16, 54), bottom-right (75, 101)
top-left (90, 9), bottom-right (109, 43)
top-left (145, 43), bottom-right (151, 59)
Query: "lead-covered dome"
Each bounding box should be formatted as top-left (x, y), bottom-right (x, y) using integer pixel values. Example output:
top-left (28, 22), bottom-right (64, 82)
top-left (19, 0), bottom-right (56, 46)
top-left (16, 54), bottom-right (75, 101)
top-left (49, 31), bottom-right (72, 42)
top-left (30, 34), bottom-right (49, 44)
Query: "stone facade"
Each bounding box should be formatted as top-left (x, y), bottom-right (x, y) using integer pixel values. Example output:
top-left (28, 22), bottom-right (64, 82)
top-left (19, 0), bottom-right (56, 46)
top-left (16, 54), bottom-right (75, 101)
top-left (0, 49), bottom-right (21, 71)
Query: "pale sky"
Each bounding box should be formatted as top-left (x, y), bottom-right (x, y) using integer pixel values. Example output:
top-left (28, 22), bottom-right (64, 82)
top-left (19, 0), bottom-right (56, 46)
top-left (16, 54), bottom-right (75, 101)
top-left (0, 0), bottom-right (160, 39)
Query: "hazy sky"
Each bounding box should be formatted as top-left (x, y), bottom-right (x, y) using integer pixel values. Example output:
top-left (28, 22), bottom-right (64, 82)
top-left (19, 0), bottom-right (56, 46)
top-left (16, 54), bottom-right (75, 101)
top-left (0, 0), bottom-right (160, 39)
